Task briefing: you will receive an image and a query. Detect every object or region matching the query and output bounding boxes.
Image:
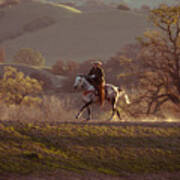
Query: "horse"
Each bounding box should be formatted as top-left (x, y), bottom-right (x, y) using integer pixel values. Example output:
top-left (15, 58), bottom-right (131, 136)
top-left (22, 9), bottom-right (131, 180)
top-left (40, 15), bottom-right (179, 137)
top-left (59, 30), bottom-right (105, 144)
top-left (73, 74), bottom-right (130, 121)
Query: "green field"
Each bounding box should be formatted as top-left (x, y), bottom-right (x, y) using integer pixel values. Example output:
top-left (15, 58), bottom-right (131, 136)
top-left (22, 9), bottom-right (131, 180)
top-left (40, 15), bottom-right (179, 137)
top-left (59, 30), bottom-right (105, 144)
top-left (0, 121), bottom-right (179, 178)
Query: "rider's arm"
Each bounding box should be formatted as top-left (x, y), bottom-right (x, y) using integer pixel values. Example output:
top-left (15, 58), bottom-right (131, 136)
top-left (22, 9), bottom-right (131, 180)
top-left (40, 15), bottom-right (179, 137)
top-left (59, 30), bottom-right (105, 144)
top-left (88, 67), bottom-right (94, 76)
top-left (97, 67), bottom-right (105, 80)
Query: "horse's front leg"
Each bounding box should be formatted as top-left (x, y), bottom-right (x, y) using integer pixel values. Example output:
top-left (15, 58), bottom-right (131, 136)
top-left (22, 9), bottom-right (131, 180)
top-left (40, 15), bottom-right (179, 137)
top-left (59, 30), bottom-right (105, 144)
top-left (86, 106), bottom-right (92, 121)
top-left (75, 101), bottom-right (92, 120)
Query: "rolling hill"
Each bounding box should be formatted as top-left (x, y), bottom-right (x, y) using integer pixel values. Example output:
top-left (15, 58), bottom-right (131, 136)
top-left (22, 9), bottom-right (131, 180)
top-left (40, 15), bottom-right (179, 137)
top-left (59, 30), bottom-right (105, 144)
top-left (1, 0), bottom-right (151, 65)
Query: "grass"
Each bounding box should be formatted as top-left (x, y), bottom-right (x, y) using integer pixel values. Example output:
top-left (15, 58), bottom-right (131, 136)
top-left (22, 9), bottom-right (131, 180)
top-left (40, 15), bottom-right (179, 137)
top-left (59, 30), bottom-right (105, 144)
top-left (45, 2), bottom-right (82, 14)
top-left (0, 121), bottom-right (179, 177)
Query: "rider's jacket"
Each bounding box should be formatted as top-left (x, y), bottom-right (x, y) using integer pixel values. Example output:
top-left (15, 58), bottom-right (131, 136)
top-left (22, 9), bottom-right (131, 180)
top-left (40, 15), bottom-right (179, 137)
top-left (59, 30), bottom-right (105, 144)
top-left (88, 66), bottom-right (105, 85)
top-left (88, 66), bottom-right (105, 106)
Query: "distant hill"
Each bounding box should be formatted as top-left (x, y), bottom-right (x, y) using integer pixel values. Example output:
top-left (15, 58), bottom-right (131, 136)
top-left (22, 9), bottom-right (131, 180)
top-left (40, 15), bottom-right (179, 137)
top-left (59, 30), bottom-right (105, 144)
top-left (1, 0), bottom-right (151, 65)
top-left (48, 0), bottom-right (179, 9)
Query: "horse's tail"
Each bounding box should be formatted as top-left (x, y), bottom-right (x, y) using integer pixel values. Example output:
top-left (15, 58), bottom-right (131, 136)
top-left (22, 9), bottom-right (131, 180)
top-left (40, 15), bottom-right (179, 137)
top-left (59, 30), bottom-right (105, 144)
top-left (124, 93), bottom-right (130, 104)
top-left (118, 88), bottom-right (130, 104)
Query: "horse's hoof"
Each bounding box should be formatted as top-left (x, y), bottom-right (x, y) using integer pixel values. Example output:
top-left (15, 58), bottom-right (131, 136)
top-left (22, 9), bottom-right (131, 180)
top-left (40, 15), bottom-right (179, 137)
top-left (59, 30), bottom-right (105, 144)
top-left (86, 116), bottom-right (92, 121)
top-left (108, 118), bottom-right (113, 121)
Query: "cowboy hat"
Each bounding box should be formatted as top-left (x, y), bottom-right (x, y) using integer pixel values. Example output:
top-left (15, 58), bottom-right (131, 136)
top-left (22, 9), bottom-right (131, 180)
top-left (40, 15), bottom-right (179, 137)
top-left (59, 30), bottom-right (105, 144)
top-left (91, 60), bottom-right (102, 66)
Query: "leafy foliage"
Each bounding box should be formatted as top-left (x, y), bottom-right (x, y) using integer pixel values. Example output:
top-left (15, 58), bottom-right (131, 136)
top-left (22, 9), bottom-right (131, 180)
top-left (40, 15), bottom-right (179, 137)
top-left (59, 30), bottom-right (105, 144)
top-left (0, 66), bottom-right (43, 105)
top-left (14, 48), bottom-right (45, 66)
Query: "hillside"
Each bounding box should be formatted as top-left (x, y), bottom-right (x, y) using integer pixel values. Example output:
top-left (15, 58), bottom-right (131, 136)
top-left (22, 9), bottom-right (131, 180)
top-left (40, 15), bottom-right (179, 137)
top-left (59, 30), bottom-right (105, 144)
top-left (0, 0), bottom-right (150, 65)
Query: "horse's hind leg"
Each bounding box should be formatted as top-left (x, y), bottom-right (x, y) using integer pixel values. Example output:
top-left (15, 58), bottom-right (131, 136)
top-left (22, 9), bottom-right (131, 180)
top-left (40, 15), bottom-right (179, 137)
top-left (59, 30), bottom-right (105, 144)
top-left (75, 103), bottom-right (87, 119)
top-left (86, 106), bottom-right (91, 121)
top-left (108, 98), bottom-right (116, 121)
top-left (109, 97), bottom-right (121, 121)
top-left (116, 109), bottom-right (121, 120)
top-left (109, 109), bottom-right (116, 121)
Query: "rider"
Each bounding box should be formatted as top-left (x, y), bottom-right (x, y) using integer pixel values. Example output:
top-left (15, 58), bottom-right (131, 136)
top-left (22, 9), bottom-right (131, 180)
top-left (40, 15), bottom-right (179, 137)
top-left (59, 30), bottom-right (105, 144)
top-left (87, 60), bottom-right (105, 106)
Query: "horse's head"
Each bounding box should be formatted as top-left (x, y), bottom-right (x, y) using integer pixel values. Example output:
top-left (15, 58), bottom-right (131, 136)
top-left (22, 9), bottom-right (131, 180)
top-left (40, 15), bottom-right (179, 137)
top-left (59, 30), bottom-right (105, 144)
top-left (73, 74), bottom-right (84, 90)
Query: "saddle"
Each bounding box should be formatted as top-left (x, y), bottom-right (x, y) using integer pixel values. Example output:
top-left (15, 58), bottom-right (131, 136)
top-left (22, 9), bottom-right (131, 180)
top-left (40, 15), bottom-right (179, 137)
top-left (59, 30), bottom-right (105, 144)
top-left (86, 75), bottom-right (105, 105)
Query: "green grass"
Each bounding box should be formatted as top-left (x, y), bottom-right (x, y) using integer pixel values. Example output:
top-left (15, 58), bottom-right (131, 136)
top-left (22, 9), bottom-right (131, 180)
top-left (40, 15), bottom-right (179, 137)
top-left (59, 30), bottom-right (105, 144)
top-left (46, 2), bottom-right (82, 14)
top-left (0, 121), bottom-right (179, 176)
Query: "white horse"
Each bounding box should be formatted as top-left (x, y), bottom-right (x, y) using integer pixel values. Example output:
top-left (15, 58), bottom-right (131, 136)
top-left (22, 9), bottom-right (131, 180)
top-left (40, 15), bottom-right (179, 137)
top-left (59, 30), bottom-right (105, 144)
top-left (73, 74), bottom-right (130, 121)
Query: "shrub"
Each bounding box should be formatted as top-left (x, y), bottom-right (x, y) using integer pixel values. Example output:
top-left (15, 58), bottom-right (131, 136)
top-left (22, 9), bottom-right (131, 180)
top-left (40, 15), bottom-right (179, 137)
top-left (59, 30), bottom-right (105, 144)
top-left (117, 4), bottom-right (130, 11)
top-left (0, 0), bottom-right (20, 8)
top-left (14, 48), bottom-right (45, 66)
top-left (0, 66), bottom-right (43, 105)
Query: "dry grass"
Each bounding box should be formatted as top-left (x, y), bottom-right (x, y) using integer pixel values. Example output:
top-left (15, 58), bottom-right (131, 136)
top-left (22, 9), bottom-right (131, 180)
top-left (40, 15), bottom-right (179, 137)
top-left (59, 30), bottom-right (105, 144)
top-left (0, 95), bottom-right (76, 123)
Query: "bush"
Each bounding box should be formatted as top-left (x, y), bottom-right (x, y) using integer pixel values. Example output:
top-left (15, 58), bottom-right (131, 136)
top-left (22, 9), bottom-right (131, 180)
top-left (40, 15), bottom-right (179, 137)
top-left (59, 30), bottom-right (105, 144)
top-left (0, 66), bottom-right (43, 105)
top-left (117, 4), bottom-right (130, 11)
top-left (14, 48), bottom-right (45, 66)
top-left (0, 0), bottom-right (20, 8)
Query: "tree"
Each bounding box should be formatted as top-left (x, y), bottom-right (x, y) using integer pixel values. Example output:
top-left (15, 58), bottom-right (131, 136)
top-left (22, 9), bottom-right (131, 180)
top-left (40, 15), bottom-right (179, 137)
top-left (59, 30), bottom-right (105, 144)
top-left (14, 48), bottom-right (45, 66)
top-left (52, 59), bottom-right (79, 75)
top-left (51, 59), bottom-right (65, 75)
top-left (0, 66), bottom-right (43, 105)
top-left (137, 5), bottom-right (180, 114)
top-left (67, 60), bottom-right (79, 72)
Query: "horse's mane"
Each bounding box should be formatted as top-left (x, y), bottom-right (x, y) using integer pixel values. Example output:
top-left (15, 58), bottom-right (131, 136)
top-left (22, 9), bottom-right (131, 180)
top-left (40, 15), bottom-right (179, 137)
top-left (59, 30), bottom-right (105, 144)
top-left (77, 73), bottom-right (84, 77)
top-left (77, 74), bottom-right (123, 92)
